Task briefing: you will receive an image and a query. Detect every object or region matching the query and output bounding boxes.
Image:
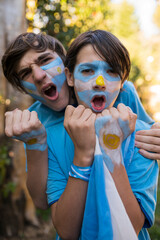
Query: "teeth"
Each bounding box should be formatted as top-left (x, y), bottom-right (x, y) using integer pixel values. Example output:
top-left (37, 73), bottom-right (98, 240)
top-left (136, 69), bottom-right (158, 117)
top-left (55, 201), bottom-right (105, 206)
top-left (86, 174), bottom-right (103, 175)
top-left (44, 86), bottom-right (51, 91)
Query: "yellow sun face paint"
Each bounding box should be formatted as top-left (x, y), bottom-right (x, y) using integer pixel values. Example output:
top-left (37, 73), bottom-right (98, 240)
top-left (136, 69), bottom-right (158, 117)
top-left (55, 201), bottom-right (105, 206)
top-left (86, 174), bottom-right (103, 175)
top-left (103, 133), bottom-right (120, 149)
top-left (57, 66), bottom-right (62, 73)
top-left (27, 138), bottom-right (37, 145)
top-left (27, 89), bottom-right (34, 94)
top-left (96, 75), bottom-right (105, 86)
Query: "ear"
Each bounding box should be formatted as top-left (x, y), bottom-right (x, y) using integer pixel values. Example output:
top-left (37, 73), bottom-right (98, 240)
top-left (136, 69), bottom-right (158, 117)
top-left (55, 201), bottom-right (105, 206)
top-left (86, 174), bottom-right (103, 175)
top-left (120, 80), bottom-right (125, 89)
top-left (65, 67), bottom-right (74, 87)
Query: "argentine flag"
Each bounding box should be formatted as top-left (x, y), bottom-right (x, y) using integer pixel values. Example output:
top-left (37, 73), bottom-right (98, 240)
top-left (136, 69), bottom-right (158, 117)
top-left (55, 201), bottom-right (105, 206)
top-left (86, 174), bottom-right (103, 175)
top-left (80, 116), bottom-right (138, 240)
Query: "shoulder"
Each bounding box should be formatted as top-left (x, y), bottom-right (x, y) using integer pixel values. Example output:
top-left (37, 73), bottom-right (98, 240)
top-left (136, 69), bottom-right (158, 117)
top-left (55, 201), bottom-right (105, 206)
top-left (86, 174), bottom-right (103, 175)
top-left (135, 119), bottom-right (151, 132)
top-left (28, 100), bottom-right (41, 112)
top-left (114, 81), bottom-right (138, 108)
top-left (123, 80), bottom-right (136, 92)
top-left (28, 101), bottom-right (65, 128)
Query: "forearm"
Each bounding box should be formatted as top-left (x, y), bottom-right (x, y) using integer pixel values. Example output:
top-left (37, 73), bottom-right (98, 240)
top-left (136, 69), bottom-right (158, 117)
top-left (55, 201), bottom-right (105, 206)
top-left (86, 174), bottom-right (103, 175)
top-left (26, 148), bottom-right (48, 209)
top-left (111, 164), bottom-right (145, 235)
top-left (52, 106), bottom-right (95, 239)
top-left (52, 176), bottom-right (88, 240)
top-left (50, 151), bottom-right (92, 240)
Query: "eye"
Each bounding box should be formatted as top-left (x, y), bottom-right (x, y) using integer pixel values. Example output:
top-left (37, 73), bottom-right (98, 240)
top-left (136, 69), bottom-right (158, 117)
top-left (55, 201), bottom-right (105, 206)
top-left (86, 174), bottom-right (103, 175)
top-left (81, 69), bottom-right (94, 76)
top-left (21, 69), bottom-right (32, 80)
top-left (107, 69), bottom-right (119, 77)
top-left (40, 57), bottom-right (53, 65)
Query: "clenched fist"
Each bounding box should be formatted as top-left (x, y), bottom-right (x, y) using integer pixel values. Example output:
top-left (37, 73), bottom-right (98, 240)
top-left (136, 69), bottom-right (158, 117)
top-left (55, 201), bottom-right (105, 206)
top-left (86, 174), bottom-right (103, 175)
top-left (5, 109), bottom-right (47, 151)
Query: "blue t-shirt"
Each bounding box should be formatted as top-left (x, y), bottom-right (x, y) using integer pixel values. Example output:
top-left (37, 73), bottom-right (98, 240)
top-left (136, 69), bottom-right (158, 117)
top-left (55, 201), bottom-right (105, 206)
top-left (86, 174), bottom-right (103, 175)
top-left (46, 119), bottom-right (158, 240)
top-left (28, 101), bottom-right (64, 130)
top-left (114, 81), bottom-right (154, 124)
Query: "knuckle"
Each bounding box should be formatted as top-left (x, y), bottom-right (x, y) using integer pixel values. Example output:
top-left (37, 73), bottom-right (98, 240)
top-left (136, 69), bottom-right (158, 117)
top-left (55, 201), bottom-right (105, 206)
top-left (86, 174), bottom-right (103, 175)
top-left (31, 120), bottom-right (42, 130)
top-left (5, 111), bottom-right (12, 117)
top-left (5, 128), bottom-right (12, 137)
top-left (12, 126), bottom-right (22, 135)
top-left (31, 110), bottom-right (38, 117)
top-left (21, 123), bottom-right (31, 133)
top-left (85, 108), bottom-right (92, 114)
top-left (14, 108), bottom-right (21, 114)
top-left (78, 105), bottom-right (85, 109)
top-left (151, 122), bottom-right (160, 129)
top-left (23, 109), bottom-right (29, 114)
top-left (120, 114), bottom-right (128, 121)
top-left (117, 103), bottom-right (124, 109)
top-left (66, 105), bottom-right (73, 111)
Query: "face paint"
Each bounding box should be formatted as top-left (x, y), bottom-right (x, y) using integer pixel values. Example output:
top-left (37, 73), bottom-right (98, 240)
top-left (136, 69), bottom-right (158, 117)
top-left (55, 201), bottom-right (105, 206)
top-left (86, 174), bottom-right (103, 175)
top-left (40, 56), bottom-right (66, 93)
top-left (74, 61), bottom-right (120, 82)
top-left (77, 90), bottom-right (120, 112)
top-left (74, 61), bottom-right (121, 112)
top-left (103, 133), bottom-right (120, 150)
top-left (21, 80), bottom-right (46, 103)
top-left (95, 115), bottom-right (133, 172)
top-left (21, 56), bottom-right (66, 102)
top-left (95, 116), bottom-right (123, 172)
top-left (13, 125), bottom-right (47, 151)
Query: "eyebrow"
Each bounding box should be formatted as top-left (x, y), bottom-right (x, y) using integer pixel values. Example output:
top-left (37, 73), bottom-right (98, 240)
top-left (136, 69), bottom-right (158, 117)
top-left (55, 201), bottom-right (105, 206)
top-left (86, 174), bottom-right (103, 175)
top-left (17, 52), bottom-right (54, 77)
top-left (18, 67), bottom-right (30, 79)
top-left (78, 62), bottom-right (95, 68)
top-left (35, 52), bottom-right (53, 63)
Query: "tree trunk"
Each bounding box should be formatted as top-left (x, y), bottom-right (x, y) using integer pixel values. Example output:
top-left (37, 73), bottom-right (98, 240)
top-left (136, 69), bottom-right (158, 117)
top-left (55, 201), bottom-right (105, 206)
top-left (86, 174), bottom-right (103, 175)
top-left (0, 0), bottom-right (38, 237)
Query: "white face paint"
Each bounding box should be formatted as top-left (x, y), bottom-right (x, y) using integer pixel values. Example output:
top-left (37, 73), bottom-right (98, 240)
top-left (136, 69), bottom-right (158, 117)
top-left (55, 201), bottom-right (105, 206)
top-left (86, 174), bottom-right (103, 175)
top-left (73, 60), bottom-right (121, 112)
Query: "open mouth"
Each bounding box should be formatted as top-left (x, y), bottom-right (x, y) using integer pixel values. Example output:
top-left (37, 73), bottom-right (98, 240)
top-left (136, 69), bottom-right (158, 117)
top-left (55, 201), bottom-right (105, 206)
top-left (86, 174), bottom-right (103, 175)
top-left (42, 84), bottom-right (58, 101)
top-left (91, 95), bottom-right (106, 112)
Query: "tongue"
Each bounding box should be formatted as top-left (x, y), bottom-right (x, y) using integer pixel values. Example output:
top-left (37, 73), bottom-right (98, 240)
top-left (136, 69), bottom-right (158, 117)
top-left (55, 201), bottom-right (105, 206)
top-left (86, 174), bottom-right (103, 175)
top-left (93, 97), bottom-right (104, 107)
top-left (45, 86), bottom-right (56, 97)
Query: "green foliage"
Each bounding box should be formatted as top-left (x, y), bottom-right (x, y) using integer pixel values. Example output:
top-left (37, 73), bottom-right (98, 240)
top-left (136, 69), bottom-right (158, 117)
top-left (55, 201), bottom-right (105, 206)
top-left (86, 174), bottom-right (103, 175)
top-left (32, 0), bottom-right (112, 48)
top-left (111, 0), bottom-right (139, 39)
top-left (36, 207), bottom-right (51, 221)
top-left (0, 145), bottom-right (16, 198)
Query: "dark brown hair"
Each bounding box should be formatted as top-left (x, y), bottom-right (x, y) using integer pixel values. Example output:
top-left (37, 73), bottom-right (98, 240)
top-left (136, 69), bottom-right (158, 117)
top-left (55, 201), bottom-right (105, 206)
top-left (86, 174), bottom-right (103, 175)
top-left (65, 30), bottom-right (131, 83)
top-left (1, 32), bottom-right (66, 92)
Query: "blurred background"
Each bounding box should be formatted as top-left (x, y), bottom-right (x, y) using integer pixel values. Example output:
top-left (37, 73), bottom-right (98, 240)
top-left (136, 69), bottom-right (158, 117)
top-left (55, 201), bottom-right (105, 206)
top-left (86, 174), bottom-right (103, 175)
top-left (0, 0), bottom-right (160, 239)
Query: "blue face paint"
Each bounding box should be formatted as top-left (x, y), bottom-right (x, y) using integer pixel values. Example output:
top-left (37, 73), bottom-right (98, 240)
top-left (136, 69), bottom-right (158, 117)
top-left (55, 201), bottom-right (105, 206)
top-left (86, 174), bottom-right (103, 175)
top-left (118, 118), bottom-right (131, 140)
top-left (40, 57), bottom-right (66, 93)
top-left (78, 89), bottom-right (120, 112)
top-left (74, 61), bottom-right (121, 83)
top-left (74, 61), bottom-right (121, 112)
top-left (21, 81), bottom-right (46, 103)
top-left (21, 56), bottom-right (66, 101)
top-left (13, 126), bottom-right (47, 151)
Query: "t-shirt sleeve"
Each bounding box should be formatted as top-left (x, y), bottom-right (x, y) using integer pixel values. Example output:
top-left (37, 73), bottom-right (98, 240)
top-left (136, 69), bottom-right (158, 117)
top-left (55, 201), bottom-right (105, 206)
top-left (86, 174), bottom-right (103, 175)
top-left (115, 81), bottom-right (154, 124)
top-left (127, 147), bottom-right (159, 228)
top-left (46, 146), bottom-right (68, 206)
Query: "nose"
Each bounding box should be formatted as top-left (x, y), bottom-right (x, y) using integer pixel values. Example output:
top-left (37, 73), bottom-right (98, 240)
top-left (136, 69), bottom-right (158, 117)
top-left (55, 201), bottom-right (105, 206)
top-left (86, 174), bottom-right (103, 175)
top-left (93, 75), bottom-right (106, 90)
top-left (32, 65), bottom-right (46, 84)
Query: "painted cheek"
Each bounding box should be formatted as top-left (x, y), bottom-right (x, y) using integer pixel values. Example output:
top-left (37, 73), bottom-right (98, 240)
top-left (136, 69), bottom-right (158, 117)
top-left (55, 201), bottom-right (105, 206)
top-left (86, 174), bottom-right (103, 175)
top-left (41, 59), bottom-right (66, 93)
top-left (21, 81), bottom-right (46, 103)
